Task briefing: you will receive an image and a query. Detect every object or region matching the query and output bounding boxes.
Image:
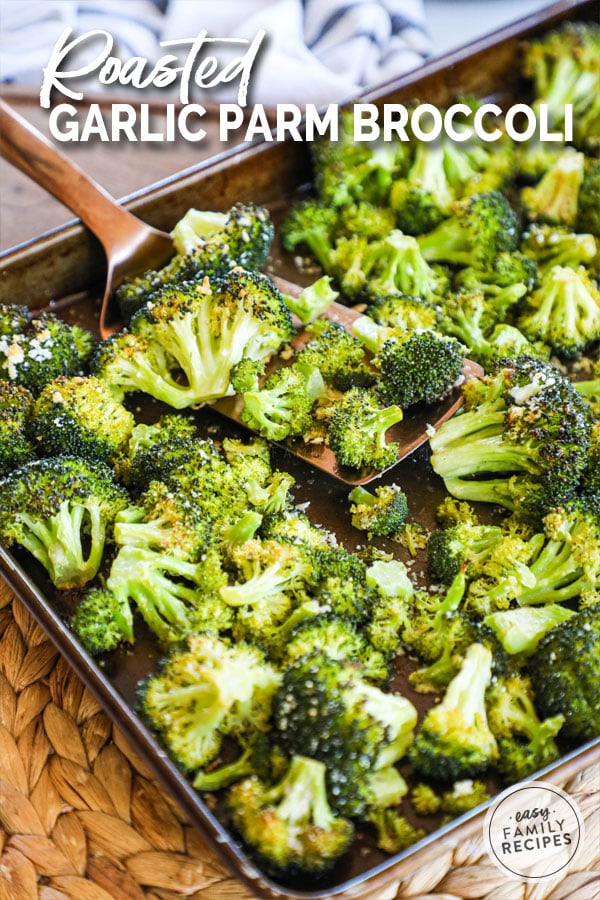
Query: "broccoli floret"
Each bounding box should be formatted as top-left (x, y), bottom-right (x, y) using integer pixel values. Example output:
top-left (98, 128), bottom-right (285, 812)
top-left (70, 586), bottom-right (134, 654)
top-left (348, 484), bottom-right (408, 537)
top-left (517, 265), bottom-right (600, 359)
top-left (453, 252), bottom-right (538, 317)
top-left (362, 231), bottom-right (442, 301)
top-left (241, 364), bottom-right (319, 442)
top-left (368, 294), bottom-right (442, 331)
top-left (194, 732), bottom-right (288, 792)
top-left (484, 604), bottom-right (576, 656)
top-left (279, 200), bottom-right (339, 269)
top-left (411, 779), bottom-right (490, 820)
top-left (327, 387), bottom-right (403, 472)
top-left (429, 357), bottom-right (593, 525)
top-left (409, 643), bottom-right (499, 781)
top-left (282, 276), bottom-right (339, 325)
top-left (417, 191), bottom-right (520, 268)
top-left (171, 202), bottom-right (274, 271)
top-left (228, 755), bottom-right (354, 876)
top-left (528, 605), bottom-right (600, 742)
top-left (521, 150), bottom-right (585, 227)
top-left (139, 633), bottom-right (281, 771)
top-left (0, 304), bottom-right (29, 336)
top-left (230, 358), bottom-right (264, 394)
top-left (367, 809), bottom-right (426, 854)
top-left (0, 456), bottom-right (128, 589)
top-left (220, 537), bottom-right (311, 608)
top-left (282, 615), bottom-right (390, 684)
top-left (521, 223), bottom-right (597, 271)
top-left (487, 673), bottom-right (564, 783)
top-left (0, 380), bottom-right (35, 476)
top-left (123, 431), bottom-right (220, 496)
top-left (295, 323), bottom-right (375, 392)
top-left (428, 518), bottom-right (504, 584)
top-left (401, 570), bottom-right (467, 665)
top-left (0, 313), bottom-right (88, 395)
top-left (312, 547), bottom-right (378, 625)
top-left (390, 141), bottom-right (454, 235)
top-left (30, 375), bottom-right (134, 466)
top-left (337, 201), bottom-right (397, 240)
top-left (522, 22), bottom-right (600, 151)
top-left (260, 509), bottom-right (334, 551)
top-left (577, 159), bottom-right (600, 237)
top-left (274, 653), bottom-right (417, 816)
top-left (366, 560), bottom-right (414, 654)
top-left (93, 270), bottom-right (292, 407)
top-left (353, 318), bottom-right (464, 408)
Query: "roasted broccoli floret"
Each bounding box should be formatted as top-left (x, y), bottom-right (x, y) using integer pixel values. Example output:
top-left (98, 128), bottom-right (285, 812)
top-left (0, 313), bottom-right (89, 395)
top-left (0, 380), bottom-right (35, 476)
top-left (0, 304), bottom-right (29, 336)
top-left (93, 270), bottom-right (293, 407)
top-left (282, 276), bottom-right (339, 325)
top-left (359, 231), bottom-right (442, 301)
top-left (70, 586), bottom-right (134, 654)
top-left (0, 456), bottom-right (128, 589)
top-left (348, 483), bottom-right (408, 537)
top-left (30, 375), bottom-right (134, 465)
top-left (528, 604), bottom-right (600, 743)
top-left (193, 732), bottom-right (287, 792)
top-left (337, 201), bottom-right (396, 240)
top-left (428, 517), bottom-right (504, 584)
top-left (366, 559), bottom-right (414, 654)
top-left (353, 317), bottom-right (464, 408)
top-left (517, 265), bottom-right (600, 359)
top-left (220, 537), bottom-right (311, 609)
top-left (279, 200), bottom-right (339, 269)
top-left (486, 673), bottom-right (564, 782)
top-left (171, 202), bottom-right (274, 271)
top-left (409, 643), bottom-right (498, 781)
top-left (368, 294), bottom-right (442, 331)
top-left (429, 357), bottom-right (593, 524)
top-left (241, 364), bottom-right (320, 442)
top-left (521, 150), bottom-right (585, 227)
top-left (327, 387), bottom-right (403, 471)
top-left (282, 615), bottom-right (390, 684)
top-left (295, 323), bottom-right (375, 391)
top-left (139, 633), bottom-right (281, 770)
top-left (484, 604), bottom-right (576, 656)
top-left (417, 191), bottom-right (520, 268)
top-left (521, 223), bottom-right (597, 271)
top-left (274, 653), bottom-right (417, 816)
top-left (367, 809), bottom-right (425, 854)
top-left (522, 22), bottom-right (600, 151)
top-left (577, 159), bottom-right (600, 237)
top-left (227, 755), bottom-right (354, 876)
top-left (389, 140), bottom-right (454, 235)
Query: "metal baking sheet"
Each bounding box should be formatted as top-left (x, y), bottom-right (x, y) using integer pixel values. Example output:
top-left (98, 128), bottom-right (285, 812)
top-left (1, 1), bottom-right (598, 896)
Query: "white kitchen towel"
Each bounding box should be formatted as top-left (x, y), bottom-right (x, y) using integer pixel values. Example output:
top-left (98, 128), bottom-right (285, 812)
top-left (0, 0), bottom-right (430, 105)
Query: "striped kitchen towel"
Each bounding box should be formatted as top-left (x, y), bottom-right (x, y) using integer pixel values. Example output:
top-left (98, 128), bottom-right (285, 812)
top-left (0, 0), bottom-right (431, 104)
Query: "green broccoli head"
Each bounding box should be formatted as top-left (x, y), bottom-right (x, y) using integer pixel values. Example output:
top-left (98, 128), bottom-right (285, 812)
top-left (484, 604), bottom-right (576, 656)
top-left (139, 633), bottom-right (281, 771)
top-left (70, 585), bottom-right (134, 654)
top-left (0, 313), bottom-right (89, 396)
top-left (295, 323), bottom-right (375, 392)
top-left (427, 519), bottom-right (504, 584)
top-left (577, 159), bottom-right (600, 238)
top-left (520, 149), bottom-right (585, 227)
top-left (171, 202), bottom-right (274, 270)
top-left (368, 294), bottom-right (442, 332)
top-left (390, 140), bottom-right (454, 235)
top-left (528, 604), bottom-right (600, 743)
top-left (0, 456), bottom-right (128, 589)
top-left (241, 364), bottom-right (317, 442)
top-left (367, 809), bottom-right (426, 854)
top-left (409, 643), bottom-right (499, 781)
top-left (227, 755), bottom-right (354, 877)
top-left (337, 201), bottom-right (397, 240)
top-left (348, 483), bottom-right (408, 537)
top-left (0, 304), bottom-right (29, 336)
top-left (327, 387), bottom-right (403, 472)
top-left (281, 276), bottom-right (339, 326)
top-left (520, 223), bottom-right (597, 272)
top-left (362, 231), bottom-right (442, 301)
top-left (279, 200), bottom-right (339, 269)
top-left (0, 380), bottom-right (36, 477)
top-left (30, 375), bottom-right (135, 465)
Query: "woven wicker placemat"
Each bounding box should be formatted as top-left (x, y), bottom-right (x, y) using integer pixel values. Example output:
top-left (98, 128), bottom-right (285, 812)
top-left (1, 577), bottom-right (599, 900)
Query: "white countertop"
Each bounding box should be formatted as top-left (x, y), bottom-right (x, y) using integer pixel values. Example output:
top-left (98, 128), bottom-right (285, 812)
top-left (424, 0), bottom-right (556, 56)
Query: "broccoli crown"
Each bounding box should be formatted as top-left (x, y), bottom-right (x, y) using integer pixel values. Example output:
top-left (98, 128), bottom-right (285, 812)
top-left (520, 223), bottom-right (597, 271)
top-left (94, 271), bottom-right (292, 408)
top-left (486, 674), bottom-right (564, 783)
top-left (362, 231), bottom-right (442, 301)
top-left (193, 731), bottom-right (288, 792)
top-left (409, 643), bottom-right (499, 781)
top-left (0, 303), bottom-right (29, 336)
top-left (520, 150), bottom-right (585, 227)
top-left (30, 375), bottom-right (135, 465)
top-left (313, 547), bottom-right (378, 624)
top-left (139, 634), bottom-right (281, 771)
top-left (282, 615), bottom-right (390, 684)
top-left (517, 265), bottom-right (600, 359)
top-left (260, 509), bottom-right (334, 552)
top-left (227, 755), bottom-right (354, 876)
top-left (274, 653), bottom-right (417, 816)
top-left (70, 586), bottom-right (134, 655)
top-left (241, 365), bottom-right (316, 442)
top-left (528, 605), bottom-right (600, 743)
top-left (337, 201), bottom-right (396, 240)
top-left (0, 380), bottom-right (35, 476)
top-left (171, 202), bottom-right (274, 271)
top-left (428, 520), bottom-right (504, 584)
top-left (373, 330), bottom-right (464, 409)
top-left (279, 200), bottom-right (339, 269)
top-left (429, 357), bottom-right (594, 524)
top-left (522, 22), bottom-right (600, 149)
top-left (348, 483), bottom-right (408, 537)
top-left (417, 191), bottom-right (520, 268)
top-left (577, 159), bottom-right (600, 237)
top-left (367, 809), bottom-right (426, 854)
top-left (389, 140), bottom-right (454, 236)
top-left (0, 313), bottom-right (87, 395)
top-left (368, 294), bottom-right (442, 332)
top-left (484, 604), bottom-right (576, 656)
top-left (326, 387), bottom-right (403, 472)
top-left (220, 537), bottom-right (312, 609)
top-left (0, 456), bottom-right (128, 589)
top-left (295, 323), bottom-right (375, 392)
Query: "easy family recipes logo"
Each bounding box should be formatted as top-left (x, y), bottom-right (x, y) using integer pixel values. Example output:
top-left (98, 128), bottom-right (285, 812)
top-left (40, 27), bottom-right (573, 144)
